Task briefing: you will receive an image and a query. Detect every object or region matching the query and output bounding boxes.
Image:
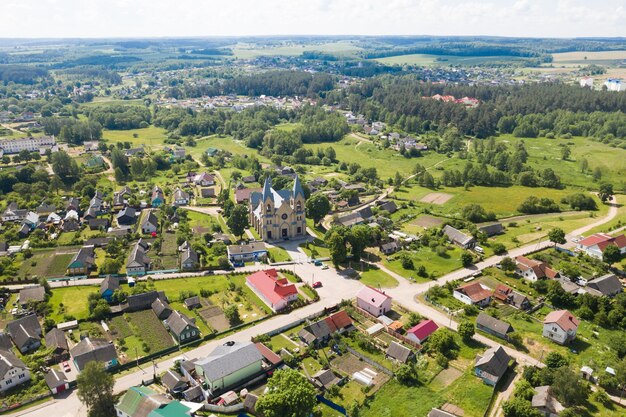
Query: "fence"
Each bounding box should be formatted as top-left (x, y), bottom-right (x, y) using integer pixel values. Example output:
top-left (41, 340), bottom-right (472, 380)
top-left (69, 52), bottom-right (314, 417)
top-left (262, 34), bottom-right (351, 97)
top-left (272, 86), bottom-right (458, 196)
top-left (0, 392), bottom-right (52, 413)
top-left (204, 403), bottom-right (245, 413)
top-left (317, 395), bottom-right (347, 415)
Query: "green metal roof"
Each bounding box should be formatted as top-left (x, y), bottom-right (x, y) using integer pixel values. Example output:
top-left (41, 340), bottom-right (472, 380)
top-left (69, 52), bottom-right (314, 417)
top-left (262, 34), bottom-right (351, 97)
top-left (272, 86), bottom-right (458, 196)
top-left (116, 386), bottom-right (157, 416)
top-left (148, 401), bottom-right (191, 417)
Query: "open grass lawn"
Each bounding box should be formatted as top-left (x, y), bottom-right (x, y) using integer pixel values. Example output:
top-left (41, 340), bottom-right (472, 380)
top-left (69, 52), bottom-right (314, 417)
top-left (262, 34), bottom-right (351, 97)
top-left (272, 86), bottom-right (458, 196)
top-left (185, 209), bottom-right (221, 234)
top-left (349, 262), bottom-right (399, 288)
top-left (101, 126), bottom-right (168, 149)
top-left (187, 134), bottom-right (271, 164)
top-left (16, 249), bottom-right (77, 279)
top-left (154, 232), bottom-right (179, 270)
top-left (300, 239), bottom-right (331, 259)
top-left (47, 285), bottom-right (96, 322)
top-left (268, 332), bottom-right (299, 353)
top-left (384, 246), bottom-right (464, 280)
top-left (267, 246), bottom-right (292, 263)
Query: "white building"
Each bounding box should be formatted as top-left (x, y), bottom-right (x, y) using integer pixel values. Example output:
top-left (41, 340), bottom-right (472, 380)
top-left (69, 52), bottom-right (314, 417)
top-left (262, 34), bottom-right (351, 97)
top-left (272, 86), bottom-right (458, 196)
top-left (356, 286), bottom-right (392, 317)
top-left (0, 350), bottom-right (30, 392)
top-left (605, 78), bottom-right (624, 92)
top-left (579, 77), bottom-right (594, 88)
top-left (0, 136), bottom-right (56, 154)
top-left (542, 310), bottom-right (579, 345)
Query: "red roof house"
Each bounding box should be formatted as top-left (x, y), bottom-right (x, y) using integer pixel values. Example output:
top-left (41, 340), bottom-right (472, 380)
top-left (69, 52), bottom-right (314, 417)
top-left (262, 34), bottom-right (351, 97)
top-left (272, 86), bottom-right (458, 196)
top-left (576, 233), bottom-right (626, 259)
top-left (515, 256), bottom-right (559, 281)
top-left (246, 269), bottom-right (298, 312)
top-left (453, 281), bottom-right (492, 307)
top-left (406, 319), bottom-right (439, 344)
top-left (543, 310), bottom-right (579, 345)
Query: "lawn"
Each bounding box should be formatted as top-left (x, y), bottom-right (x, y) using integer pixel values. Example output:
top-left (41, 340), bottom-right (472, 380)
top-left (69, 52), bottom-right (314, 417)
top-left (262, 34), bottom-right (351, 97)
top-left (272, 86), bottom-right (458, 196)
top-left (384, 246), bottom-right (465, 280)
top-left (16, 249), bottom-right (77, 279)
top-left (101, 126), bottom-right (168, 150)
top-left (300, 238), bottom-right (330, 259)
top-left (352, 263), bottom-right (399, 289)
top-left (46, 285), bottom-right (96, 322)
top-left (268, 332), bottom-right (300, 353)
top-left (268, 246), bottom-right (292, 263)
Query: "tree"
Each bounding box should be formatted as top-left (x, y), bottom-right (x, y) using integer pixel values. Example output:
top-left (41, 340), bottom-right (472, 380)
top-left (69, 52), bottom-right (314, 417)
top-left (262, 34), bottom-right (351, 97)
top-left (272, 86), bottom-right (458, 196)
top-left (427, 329), bottom-right (458, 358)
top-left (492, 243), bottom-right (507, 255)
top-left (603, 244), bottom-right (622, 265)
top-left (255, 369), bottom-right (316, 417)
top-left (227, 204), bottom-right (249, 239)
top-left (50, 150), bottom-right (80, 183)
top-left (326, 231), bottom-right (347, 267)
top-left (394, 171), bottom-right (403, 187)
top-left (224, 305), bottom-right (241, 326)
top-left (458, 321), bottom-right (475, 342)
top-left (461, 204), bottom-right (495, 223)
top-left (547, 228), bottom-right (566, 247)
top-left (100, 258), bottom-right (122, 275)
top-left (502, 397), bottom-right (542, 417)
top-left (395, 363), bottom-right (419, 385)
top-left (580, 157), bottom-right (588, 173)
top-left (305, 193), bottom-right (331, 225)
top-left (545, 352), bottom-right (568, 369)
top-left (550, 367), bottom-right (588, 407)
top-left (500, 256), bottom-right (516, 273)
top-left (599, 183), bottom-right (614, 203)
top-left (561, 145), bottom-right (571, 160)
top-left (76, 361), bottom-right (115, 417)
top-left (460, 252), bottom-right (473, 267)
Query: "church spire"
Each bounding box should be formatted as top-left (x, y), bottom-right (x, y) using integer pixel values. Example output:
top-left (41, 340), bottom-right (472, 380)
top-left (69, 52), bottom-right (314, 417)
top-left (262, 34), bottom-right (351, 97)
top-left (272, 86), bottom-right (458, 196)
top-left (262, 176), bottom-right (274, 202)
top-left (292, 174), bottom-right (304, 200)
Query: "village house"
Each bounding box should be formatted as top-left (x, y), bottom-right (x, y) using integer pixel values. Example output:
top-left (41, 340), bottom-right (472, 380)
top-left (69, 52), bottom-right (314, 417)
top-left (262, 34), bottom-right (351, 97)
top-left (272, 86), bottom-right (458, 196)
top-left (311, 369), bottom-right (342, 390)
top-left (298, 310), bottom-right (353, 346)
top-left (442, 225), bottom-right (476, 249)
top-left (162, 369), bottom-right (188, 394)
top-left (0, 349), bottom-right (30, 392)
top-left (126, 240), bottom-right (151, 276)
top-left (180, 246), bottom-right (199, 270)
top-left (66, 246), bottom-right (96, 275)
top-left (515, 256), bottom-right (559, 281)
top-left (586, 273), bottom-right (622, 297)
top-left (141, 211), bottom-right (159, 234)
top-left (492, 284), bottom-right (531, 310)
top-left (453, 281), bottom-right (492, 307)
top-left (151, 186), bottom-right (165, 207)
top-left (44, 328), bottom-right (69, 363)
top-left (406, 319), bottom-right (439, 344)
top-left (183, 296), bottom-right (201, 310)
top-left (115, 386), bottom-right (169, 417)
top-left (116, 206), bottom-right (137, 226)
top-left (532, 385), bottom-right (565, 417)
top-left (70, 337), bottom-right (118, 371)
top-left (18, 285), bottom-right (46, 307)
top-left (173, 188), bottom-right (190, 206)
top-left (386, 341), bottom-right (414, 363)
top-left (235, 187), bottom-right (260, 204)
top-left (543, 310), bottom-right (579, 345)
top-left (249, 177), bottom-right (306, 241)
top-left (164, 311), bottom-right (200, 344)
top-left (123, 290), bottom-right (166, 312)
top-left (193, 172), bottom-right (215, 186)
top-left (152, 298), bottom-right (173, 320)
top-left (474, 346), bottom-right (511, 386)
top-left (576, 233), bottom-right (626, 259)
top-left (100, 276), bottom-right (120, 303)
top-left (7, 314), bottom-right (42, 354)
top-left (245, 269), bottom-right (298, 312)
top-left (194, 341), bottom-right (264, 396)
top-left (227, 242), bottom-right (267, 264)
top-left (476, 312), bottom-right (514, 341)
top-left (478, 223), bottom-right (504, 237)
top-left (356, 286), bottom-right (392, 317)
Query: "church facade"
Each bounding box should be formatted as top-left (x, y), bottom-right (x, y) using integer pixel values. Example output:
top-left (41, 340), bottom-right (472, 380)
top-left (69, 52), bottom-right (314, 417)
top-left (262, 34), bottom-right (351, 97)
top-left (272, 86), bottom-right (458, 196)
top-left (249, 176), bottom-right (306, 241)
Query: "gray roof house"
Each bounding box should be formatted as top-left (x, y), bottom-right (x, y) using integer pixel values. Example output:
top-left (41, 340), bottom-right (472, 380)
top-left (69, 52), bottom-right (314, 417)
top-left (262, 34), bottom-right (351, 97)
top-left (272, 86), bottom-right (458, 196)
top-left (183, 296), bottom-right (201, 310)
top-left (116, 207), bottom-right (137, 225)
top-left (161, 369), bottom-right (188, 394)
top-left (0, 333), bottom-right (12, 351)
top-left (0, 349), bottom-right (30, 392)
top-left (474, 346), bottom-right (511, 386)
top-left (195, 341), bottom-right (264, 394)
top-left (44, 368), bottom-right (69, 394)
top-left (442, 225), bottom-right (476, 248)
top-left (164, 311), bottom-right (200, 344)
top-left (386, 341), bottom-right (413, 363)
top-left (124, 291), bottom-right (166, 312)
top-left (311, 369), bottom-right (341, 390)
top-left (141, 211), bottom-right (159, 234)
top-left (478, 223), bottom-right (504, 237)
top-left (126, 242), bottom-right (151, 276)
top-left (6, 314), bottom-right (42, 353)
top-left (152, 298), bottom-right (172, 320)
top-left (180, 247), bottom-right (199, 270)
top-left (44, 328), bottom-right (69, 361)
top-left (586, 274), bottom-right (622, 297)
top-left (18, 285), bottom-right (46, 306)
top-left (476, 313), bottom-right (514, 341)
top-left (532, 385), bottom-right (565, 416)
top-left (70, 337), bottom-right (118, 371)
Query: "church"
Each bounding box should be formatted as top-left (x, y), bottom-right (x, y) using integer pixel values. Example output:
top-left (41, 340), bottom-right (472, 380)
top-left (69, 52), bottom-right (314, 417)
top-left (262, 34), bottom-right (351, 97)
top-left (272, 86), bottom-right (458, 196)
top-left (249, 176), bottom-right (306, 241)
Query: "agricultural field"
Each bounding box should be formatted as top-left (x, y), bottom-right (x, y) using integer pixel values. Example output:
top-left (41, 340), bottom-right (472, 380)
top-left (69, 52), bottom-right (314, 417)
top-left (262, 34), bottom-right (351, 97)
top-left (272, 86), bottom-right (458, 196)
top-left (230, 40), bottom-right (362, 59)
top-left (374, 53), bottom-right (526, 66)
top-left (550, 50), bottom-right (626, 67)
top-left (15, 248), bottom-right (77, 279)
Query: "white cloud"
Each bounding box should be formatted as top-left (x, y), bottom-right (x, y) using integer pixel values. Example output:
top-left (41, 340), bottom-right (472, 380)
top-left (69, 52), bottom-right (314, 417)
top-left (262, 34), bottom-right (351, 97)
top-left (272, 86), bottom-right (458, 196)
top-left (0, 0), bottom-right (624, 38)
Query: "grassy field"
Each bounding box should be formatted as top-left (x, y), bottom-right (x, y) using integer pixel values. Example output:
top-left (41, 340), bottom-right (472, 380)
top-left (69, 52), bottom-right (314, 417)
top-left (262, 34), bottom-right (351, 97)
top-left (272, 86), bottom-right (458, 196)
top-left (300, 238), bottom-right (331, 259)
top-left (383, 246), bottom-right (465, 280)
top-left (102, 126), bottom-right (168, 149)
top-left (16, 249), bottom-right (76, 279)
top-left (267, 246), bottom-right (292, 263)
top-left (349, 262), bottom-right (399, 288)
top-left (551, 50), bottom-right (626, 66)
top-left (304, 134), bottom-right (450, 180)
top-left (46, 285), bottom-right (95, 322)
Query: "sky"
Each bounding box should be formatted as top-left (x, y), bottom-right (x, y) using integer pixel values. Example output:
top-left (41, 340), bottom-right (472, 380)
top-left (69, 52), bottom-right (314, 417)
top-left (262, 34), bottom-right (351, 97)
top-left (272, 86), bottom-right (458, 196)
top-left (1, 0), bottom-right (626, 38)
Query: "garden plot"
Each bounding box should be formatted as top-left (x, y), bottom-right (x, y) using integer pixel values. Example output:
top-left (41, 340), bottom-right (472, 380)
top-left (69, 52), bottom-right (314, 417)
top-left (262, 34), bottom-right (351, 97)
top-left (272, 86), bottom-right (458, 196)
top-left (332, 353), bottom-right (389, 388)
top-left (413, 215), bottom-right (444, 228)
top-left (431, 366), bottom-right (463, 389)
top-left (420, 192), bottom-right (454, 205)
top-left (198, 304), bottom-right (229, 332)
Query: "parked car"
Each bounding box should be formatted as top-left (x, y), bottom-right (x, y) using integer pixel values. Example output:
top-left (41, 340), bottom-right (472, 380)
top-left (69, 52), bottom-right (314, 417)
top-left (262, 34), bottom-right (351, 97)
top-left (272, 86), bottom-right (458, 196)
top-left (62, 361), bottom-right (70, 372)
top-left (314, 260), bottom-right (322, 266)
top-left (321, 264), bottom-right (329, 270)
top-left (312, 281), bottom-right (322, 288)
